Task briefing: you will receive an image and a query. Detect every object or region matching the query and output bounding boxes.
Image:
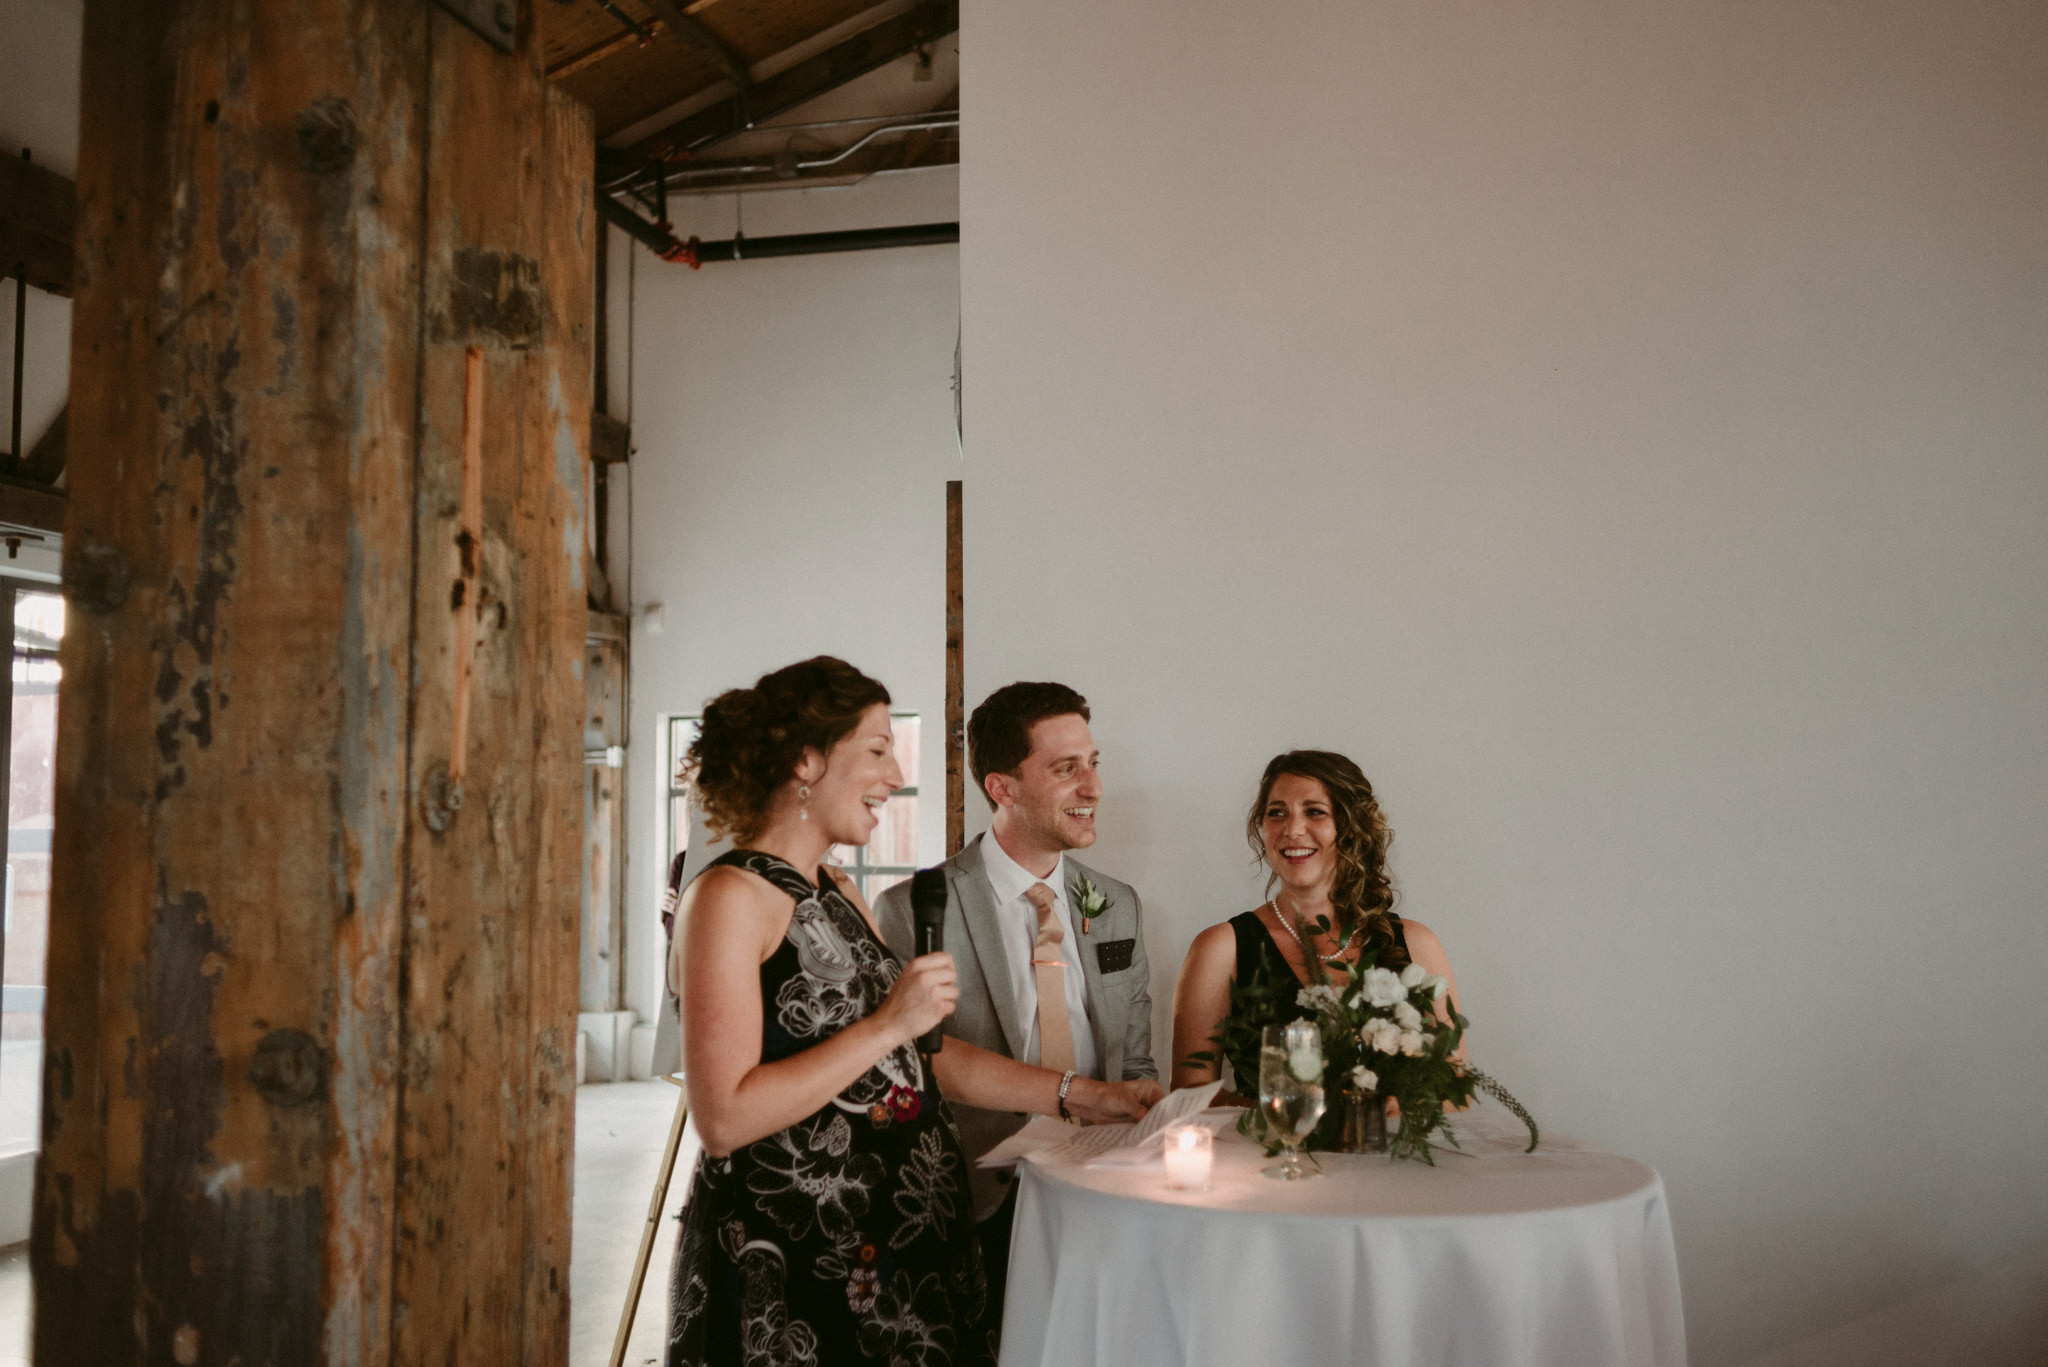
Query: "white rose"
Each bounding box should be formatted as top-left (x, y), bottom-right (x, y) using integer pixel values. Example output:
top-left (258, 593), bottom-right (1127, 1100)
top-left (1400, 963), bottom-right (1427, 988)
top-left (1296, 985), bottom-right (1339, 1012)
top-left (1365, 968), bottom-right (1405, 1008)
top-left (1393, 1001), bottom-right (1423, 1030)
top-left (1370, 1020), bottom-right (1402, 1054)
top-left (1398, 1030), bottom-right (1426, 1057)
top-left (1350, 1065), bottom-right (1379, 1092)
top-left (1428, 976), bottom-right (1449, 1002)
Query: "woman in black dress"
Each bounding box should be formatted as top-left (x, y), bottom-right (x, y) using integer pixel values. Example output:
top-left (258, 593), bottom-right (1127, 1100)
top-left (667, 657), bottom-right (1158, 1367)
top-left (1168, 749), bottom-right (1462, 1091)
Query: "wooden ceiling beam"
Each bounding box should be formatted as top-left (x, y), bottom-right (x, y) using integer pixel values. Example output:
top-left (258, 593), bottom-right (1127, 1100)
top-left (641, 0), bottom-right (754, 101)
top-left (0, 476), bottom-right (63, 534)
top-left (0, 153), bottom-right (76, 297)
top-left (612, 0), bottom-right (957, 173)
top-left (547, 24), bottom-right (660, 81)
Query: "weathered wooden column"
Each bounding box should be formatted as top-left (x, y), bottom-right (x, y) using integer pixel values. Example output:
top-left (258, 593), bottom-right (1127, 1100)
top-left (33, 3), bottom-right (591, 1363)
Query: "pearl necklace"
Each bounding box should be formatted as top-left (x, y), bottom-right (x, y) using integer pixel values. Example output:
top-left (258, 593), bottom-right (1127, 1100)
top-left (1271, 893), bottom-right (1321, 981)
top-left (1273, 892), bottom-right (1359, 983)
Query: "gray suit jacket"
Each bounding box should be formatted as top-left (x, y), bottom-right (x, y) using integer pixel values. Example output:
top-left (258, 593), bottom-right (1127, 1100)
top-left (875, 833), bottom-right (1157, 1221)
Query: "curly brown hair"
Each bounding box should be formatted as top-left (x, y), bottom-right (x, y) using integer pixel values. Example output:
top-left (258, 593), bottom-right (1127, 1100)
top-left (967, 681), bottom-right (1091, 810)
top-left (1244, 750), bottom-right (1405, 966)
top-left (684, 656), bottom-right (891, 843)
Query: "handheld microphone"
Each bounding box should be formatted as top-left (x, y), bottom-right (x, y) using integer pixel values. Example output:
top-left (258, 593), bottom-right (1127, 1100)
top-left (909, 866), bottom-right (949, 1054)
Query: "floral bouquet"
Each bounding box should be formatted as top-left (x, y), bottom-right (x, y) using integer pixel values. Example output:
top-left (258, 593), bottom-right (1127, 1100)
top-left (1192, 920), bottom-right (1537, 1163)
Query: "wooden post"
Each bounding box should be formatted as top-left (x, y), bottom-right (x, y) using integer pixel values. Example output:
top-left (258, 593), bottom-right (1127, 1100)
top-left (34, 4), bottom-right (591, 1364)
top-left (946, 478), bottom-right (964, 856)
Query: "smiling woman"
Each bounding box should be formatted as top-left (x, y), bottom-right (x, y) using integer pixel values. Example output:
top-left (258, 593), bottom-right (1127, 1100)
top-left (663, 657), bottom-right (1158, 1367)
top-left (1170, 750), bottom-right (1462, 1093)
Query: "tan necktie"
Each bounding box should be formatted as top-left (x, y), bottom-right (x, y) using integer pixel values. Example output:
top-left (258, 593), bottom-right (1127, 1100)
top-left (1024, 882), bottom-right (1077, 1075)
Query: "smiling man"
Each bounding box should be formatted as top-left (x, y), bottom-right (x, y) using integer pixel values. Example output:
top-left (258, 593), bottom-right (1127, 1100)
top-left (876, 681), bottom-right (1160, 1323)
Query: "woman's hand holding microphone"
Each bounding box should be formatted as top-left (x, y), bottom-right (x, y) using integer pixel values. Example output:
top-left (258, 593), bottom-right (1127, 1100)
top-left (877, 952), bottom-right (959, 1048)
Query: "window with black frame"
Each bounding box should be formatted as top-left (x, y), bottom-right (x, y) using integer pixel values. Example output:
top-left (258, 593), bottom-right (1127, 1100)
top-left (3, 588), bottom-right (63, 1162)
top-left (666, 712), bottom-right (920, 903)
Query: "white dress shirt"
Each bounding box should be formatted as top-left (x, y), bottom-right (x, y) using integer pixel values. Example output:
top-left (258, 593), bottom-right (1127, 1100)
top-left (979, 832), bottom-right (1102, 1079)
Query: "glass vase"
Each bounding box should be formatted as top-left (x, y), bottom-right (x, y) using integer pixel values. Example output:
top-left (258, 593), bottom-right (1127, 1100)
top-left (1336, 1089), bottom-right (1389, 1154)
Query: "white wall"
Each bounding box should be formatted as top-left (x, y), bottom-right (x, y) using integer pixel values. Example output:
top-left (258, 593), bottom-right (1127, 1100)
top-left (962, 3), bottom-right (2048, 1365)
top-left (625, 168), bottom-right (961, 1027)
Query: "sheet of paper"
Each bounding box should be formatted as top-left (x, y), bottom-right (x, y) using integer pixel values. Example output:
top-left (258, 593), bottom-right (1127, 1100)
top-left (1012, 1082), bottom-right (1228, 1168)
top-left (1080, 1081), bottom-right (1228, 1166)
top-left (1026, 1121), bottom-right (1140, 1165)
top-left (976, 1115), bottom-right (1080, 1169)
top-left (1126, 1080), bottom-right (1225, 1147)
top-left (978, 1082), bottom-right (1232, 1169)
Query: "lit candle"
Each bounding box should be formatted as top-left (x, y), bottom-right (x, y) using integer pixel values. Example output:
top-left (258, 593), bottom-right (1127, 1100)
top-left (1163, 1122), bottom-right (1213, 1191)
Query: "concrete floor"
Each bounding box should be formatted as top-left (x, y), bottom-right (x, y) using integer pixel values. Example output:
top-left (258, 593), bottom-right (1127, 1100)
top-left (571, 1078), bottom-right (702, 1367)
top-left (0, 1078), bottom-right (698, 1367)
top-left (0, 1245), bottom-right (22, 1367)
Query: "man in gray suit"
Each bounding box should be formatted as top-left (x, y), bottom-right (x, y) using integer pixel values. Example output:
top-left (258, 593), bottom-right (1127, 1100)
top-left (876, 681), bottom-right (1161, 1320)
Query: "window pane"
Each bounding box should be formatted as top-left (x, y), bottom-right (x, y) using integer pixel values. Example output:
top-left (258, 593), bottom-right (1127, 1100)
top-left (13, 594), bottom-right (62, 650)
top-left (669, 717), bottom-right (699, 793)
top-left (667, 716), bottom-right (701, 875)
top-left (865, 870), bottom-right (912, 903)
top-left (868, 793), bottom-right (918, 868)
top-left (6, 591), bottom-right (62, 1154)
top-left (891, 715), bottom-right (920, 787)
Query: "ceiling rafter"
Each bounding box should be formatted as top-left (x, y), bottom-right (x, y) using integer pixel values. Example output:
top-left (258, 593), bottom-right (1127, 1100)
top-left (0, 154), bottom-right (76, 297)
top-left (641, 0), bottom-right (755, 104)
top-left (607, 0), bottom-right (957, 182)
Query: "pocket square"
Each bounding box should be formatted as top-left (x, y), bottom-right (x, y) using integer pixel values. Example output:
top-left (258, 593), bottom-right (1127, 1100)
top-left (1094, 939), bottom-right (1136, 974)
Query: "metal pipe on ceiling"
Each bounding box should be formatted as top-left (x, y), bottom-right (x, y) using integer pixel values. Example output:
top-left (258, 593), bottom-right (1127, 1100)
top-left (697, 222), bottom-right (959, 261)
top-left (594, 191), bottom-right (957, 265)
top-left (789, 116), bottom-right (959, 172)
top-left (605, 115), bottom-right (960, 194)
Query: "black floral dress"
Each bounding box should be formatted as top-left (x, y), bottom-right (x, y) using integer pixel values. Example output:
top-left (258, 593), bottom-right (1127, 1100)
top-left (668, 850), bottom-right (995, 1367)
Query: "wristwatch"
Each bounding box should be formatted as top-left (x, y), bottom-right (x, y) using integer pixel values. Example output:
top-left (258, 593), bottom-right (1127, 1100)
top-left (1056, 1069), bottom-right (1078, 1122)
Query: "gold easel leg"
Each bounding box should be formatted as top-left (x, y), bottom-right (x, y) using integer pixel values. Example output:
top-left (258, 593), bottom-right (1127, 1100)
top-left (609, 1074), bottom-right (691, 1367)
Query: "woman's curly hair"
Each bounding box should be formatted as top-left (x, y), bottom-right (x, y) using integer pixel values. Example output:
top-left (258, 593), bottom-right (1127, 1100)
top-left (1245, 749), bottom-right (1405, 966)
top-left (684, 656), bottom-right (890, 843)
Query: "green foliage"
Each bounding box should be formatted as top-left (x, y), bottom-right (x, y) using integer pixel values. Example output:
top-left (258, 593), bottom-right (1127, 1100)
top-left (1197, 916), bottom-right (1537, 1162)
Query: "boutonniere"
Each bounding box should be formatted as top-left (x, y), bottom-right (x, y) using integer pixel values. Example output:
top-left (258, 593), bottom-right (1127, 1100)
top-left (1071, 873), bottom-right (1110, 935)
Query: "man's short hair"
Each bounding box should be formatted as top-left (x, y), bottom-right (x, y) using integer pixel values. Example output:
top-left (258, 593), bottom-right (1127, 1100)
top-left (967, 682), bottom-right (1091, 810)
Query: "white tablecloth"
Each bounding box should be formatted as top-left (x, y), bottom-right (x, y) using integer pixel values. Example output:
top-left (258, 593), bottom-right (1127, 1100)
top-left (1000, 1107), bottom-right (1686, 1367)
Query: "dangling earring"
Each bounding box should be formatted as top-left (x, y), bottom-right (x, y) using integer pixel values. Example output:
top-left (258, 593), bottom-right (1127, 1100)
top-left (798, 784), bottom-right (811, 821)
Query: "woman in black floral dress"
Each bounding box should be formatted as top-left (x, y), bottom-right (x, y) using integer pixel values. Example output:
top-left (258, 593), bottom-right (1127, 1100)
top-left (667, 657), bottom-right (1159, 1367)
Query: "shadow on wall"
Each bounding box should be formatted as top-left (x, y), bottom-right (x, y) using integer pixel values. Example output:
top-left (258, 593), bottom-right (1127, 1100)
top-left (1734, 1245), bottom-right (2048, 1367)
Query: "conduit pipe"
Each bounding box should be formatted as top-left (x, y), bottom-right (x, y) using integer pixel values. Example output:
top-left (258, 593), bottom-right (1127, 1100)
top-left (595, 192), bottom-right (957, 267)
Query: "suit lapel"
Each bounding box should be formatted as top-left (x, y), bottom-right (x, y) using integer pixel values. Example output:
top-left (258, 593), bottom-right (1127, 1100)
top-left (954, 836), bottom-right (1028, 1060)
top-left (1066, 858), bottom-right (1119, 1069)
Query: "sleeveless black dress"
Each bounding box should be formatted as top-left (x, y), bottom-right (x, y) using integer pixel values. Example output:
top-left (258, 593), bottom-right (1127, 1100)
top-left (667, 850), bottom-right (995, 1367)
top-left (1228, 908), bottom-right (1412, 1006)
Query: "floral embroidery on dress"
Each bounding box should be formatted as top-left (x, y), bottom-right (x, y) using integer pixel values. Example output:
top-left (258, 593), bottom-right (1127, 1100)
top-left (732, 1237), bottom-right (820, 1367)
top-left (668, 850), bottom-right (994, 1367)
top-left (745, 1116), bottom-right (884, 1244)
top-left (857, 1269), bottom-right (957, 1366)
top-left (889, 1128), bottom-right (961, 1250)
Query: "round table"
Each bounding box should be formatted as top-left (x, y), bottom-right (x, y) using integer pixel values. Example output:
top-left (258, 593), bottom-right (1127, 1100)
top-left (999, 1108), bottom-right (1687, 1367)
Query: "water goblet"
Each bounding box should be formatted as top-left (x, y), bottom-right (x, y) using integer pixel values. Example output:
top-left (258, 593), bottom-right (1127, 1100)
top-left (1258, 1021), bottom-right (1326, 1180)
